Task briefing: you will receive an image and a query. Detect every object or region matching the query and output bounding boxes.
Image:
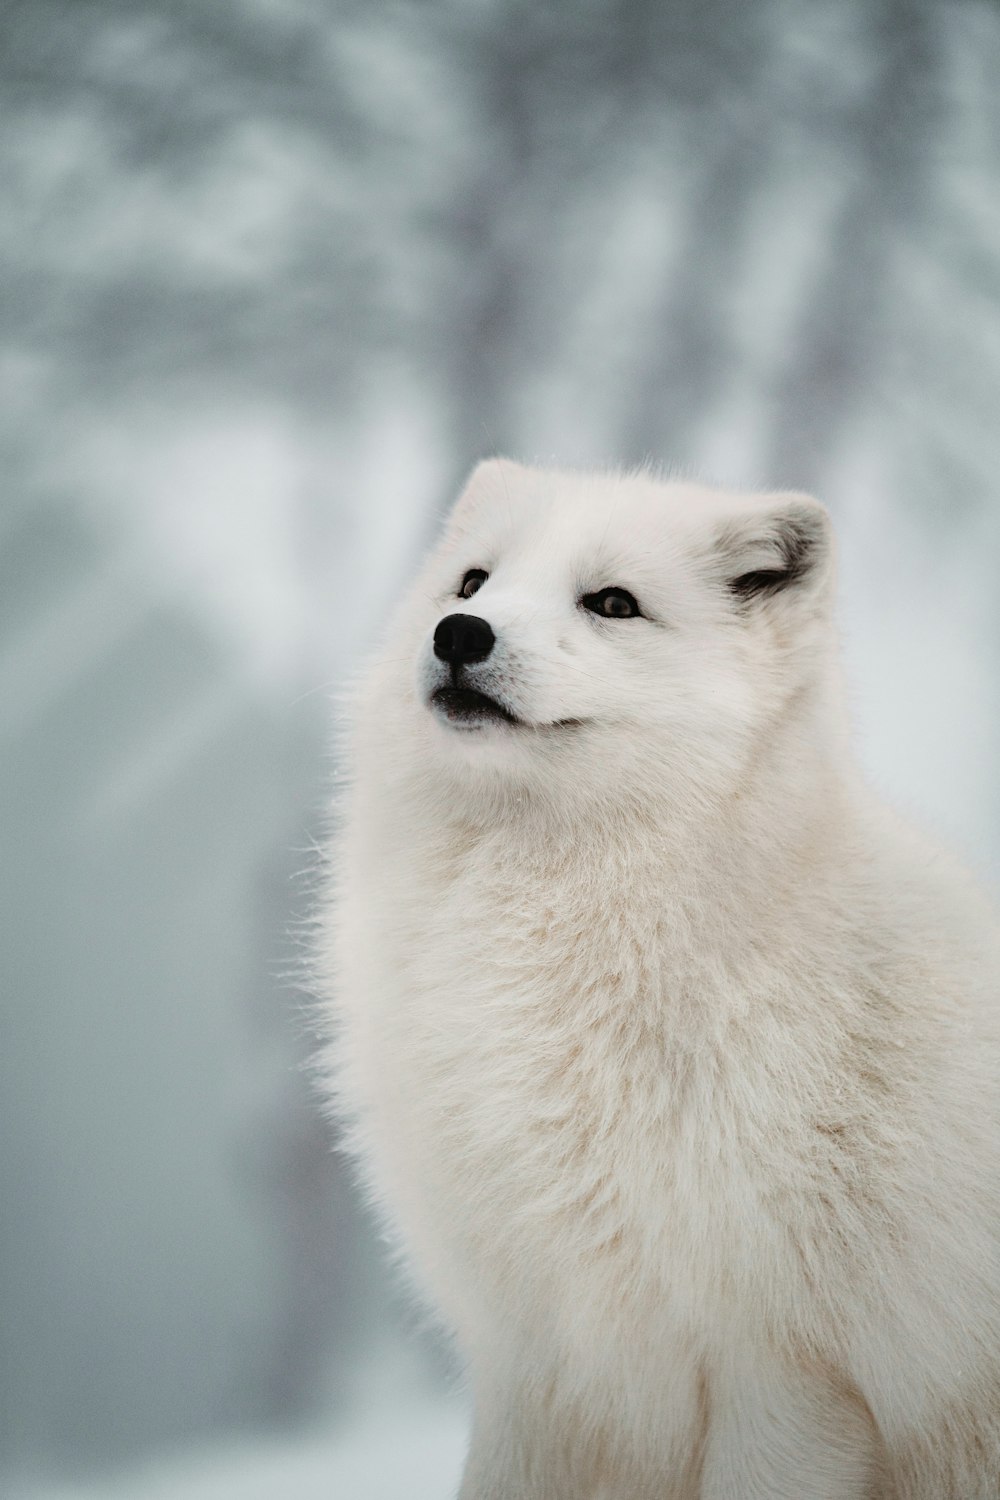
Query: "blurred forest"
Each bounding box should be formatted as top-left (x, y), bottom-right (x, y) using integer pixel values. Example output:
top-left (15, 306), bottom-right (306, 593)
top-left (2, 0), bottom-right (999, 1493)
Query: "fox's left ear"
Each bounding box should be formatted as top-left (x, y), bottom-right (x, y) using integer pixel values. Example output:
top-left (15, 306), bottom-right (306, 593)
top-left (714, 493), bottom-right (833, 606)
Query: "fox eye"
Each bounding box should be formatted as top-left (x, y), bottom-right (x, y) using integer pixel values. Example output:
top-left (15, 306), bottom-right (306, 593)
top-left (582, 587), bottom-right (641, 619)
top-left (459, 568), bottom-right (489, 600)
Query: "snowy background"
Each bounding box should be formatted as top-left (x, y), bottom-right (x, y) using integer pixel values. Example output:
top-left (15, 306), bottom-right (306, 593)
top-left (2, 1), bottom-right (1000, 1496)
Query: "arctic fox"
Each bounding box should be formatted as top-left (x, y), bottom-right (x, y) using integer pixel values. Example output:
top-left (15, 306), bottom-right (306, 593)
top-left (320, 461), bottom-right (1000, 1499)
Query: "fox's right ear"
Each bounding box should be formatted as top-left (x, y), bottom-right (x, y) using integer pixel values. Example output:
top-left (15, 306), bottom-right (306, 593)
top-left (443, 457), bottom-right (521, 541)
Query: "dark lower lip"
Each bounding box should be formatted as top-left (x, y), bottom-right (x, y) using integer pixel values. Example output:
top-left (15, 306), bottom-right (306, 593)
top-left (431, 686), bottom-right (521, 727)
top-left (429, 689), bottom-right (587, 734)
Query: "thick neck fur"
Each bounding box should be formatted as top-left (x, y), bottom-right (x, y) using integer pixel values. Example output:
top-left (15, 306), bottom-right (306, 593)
top-left (359, 670), bottom-right (860, 1003)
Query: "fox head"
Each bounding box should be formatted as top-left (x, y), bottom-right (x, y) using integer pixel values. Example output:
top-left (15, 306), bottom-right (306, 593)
top-left (357, 460), bottom-right (841, 821)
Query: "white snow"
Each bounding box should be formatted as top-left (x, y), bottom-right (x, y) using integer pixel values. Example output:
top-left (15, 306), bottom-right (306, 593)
top-left (11, 1399), bottom-right (469, 1500)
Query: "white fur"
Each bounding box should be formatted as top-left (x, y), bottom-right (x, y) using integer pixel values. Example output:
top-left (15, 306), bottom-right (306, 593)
top-left (318, 461), bottom-right (1000, 1498)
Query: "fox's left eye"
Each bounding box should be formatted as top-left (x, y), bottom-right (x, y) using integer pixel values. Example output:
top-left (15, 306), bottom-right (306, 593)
top-left (582, 587), bottom-right (641, 619)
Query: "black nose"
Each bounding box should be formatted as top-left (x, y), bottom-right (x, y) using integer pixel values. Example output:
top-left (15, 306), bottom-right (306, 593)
top-left (433, 612), bottom-right (495, 668)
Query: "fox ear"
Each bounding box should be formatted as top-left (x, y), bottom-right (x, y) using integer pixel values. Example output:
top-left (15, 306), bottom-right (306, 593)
top-left (714, 493), bottom-right (832, 604)
top-left (444, 457), bottom-right (521, 540)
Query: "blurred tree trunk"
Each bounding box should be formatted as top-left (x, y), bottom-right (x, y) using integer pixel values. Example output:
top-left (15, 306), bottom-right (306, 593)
top-left (613, 1), bottom-right (776, 465)
top-left (764, 0), bottom-right (938, 492)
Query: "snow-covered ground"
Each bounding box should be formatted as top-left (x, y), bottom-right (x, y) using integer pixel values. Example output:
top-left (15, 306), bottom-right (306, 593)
top-left (11, 1398), bottom-right (468, 1500)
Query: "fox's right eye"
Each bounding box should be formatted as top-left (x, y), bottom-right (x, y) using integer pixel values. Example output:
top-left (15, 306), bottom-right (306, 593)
top-left (459, 569), bottom-right (488, 599)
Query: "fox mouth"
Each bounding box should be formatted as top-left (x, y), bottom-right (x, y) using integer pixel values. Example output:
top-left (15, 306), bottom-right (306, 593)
top-left (429, 686), bottom-right (586, 734)
top-left (431, 685), bottom-right (521, 727)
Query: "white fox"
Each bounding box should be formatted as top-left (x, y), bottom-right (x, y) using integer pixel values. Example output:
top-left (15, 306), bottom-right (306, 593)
top-left (320, 460), bottom-right (1000, 1498)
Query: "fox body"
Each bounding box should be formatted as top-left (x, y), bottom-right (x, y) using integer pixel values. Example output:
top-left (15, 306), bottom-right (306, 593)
top-left (321, 462), bottom-right (1000, 1498)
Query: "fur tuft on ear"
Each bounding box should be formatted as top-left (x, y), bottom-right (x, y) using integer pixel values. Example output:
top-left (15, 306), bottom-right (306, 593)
top-left (716, 495), bottom-right (831, 603)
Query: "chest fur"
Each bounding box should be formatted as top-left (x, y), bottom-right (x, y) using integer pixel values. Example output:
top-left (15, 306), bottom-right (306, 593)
top-left (346, 834), bottom-right (854, 1340)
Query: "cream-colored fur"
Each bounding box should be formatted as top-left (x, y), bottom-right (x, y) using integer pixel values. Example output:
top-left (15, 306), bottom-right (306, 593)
top-left (319, 461), bottom-right (1000, 1498)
